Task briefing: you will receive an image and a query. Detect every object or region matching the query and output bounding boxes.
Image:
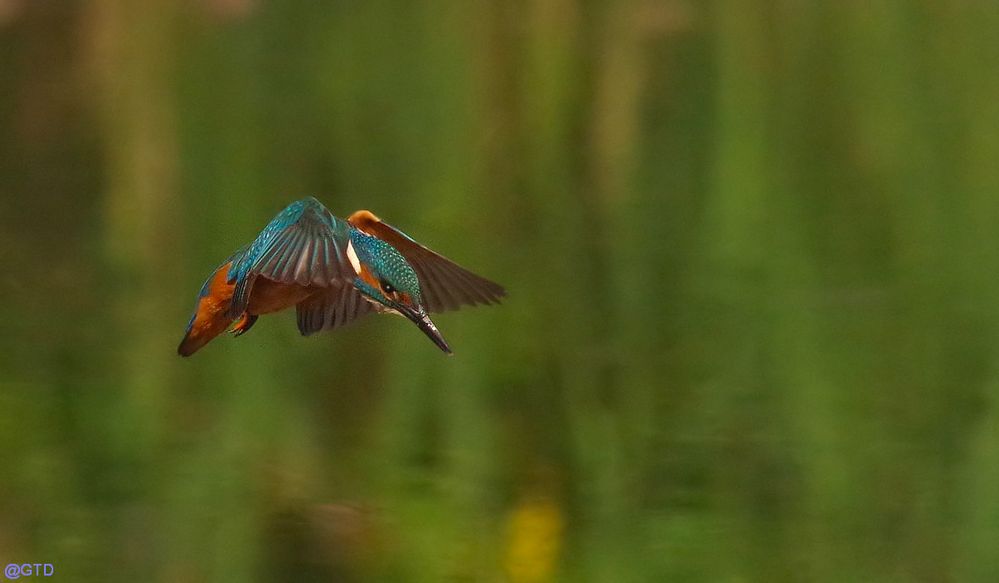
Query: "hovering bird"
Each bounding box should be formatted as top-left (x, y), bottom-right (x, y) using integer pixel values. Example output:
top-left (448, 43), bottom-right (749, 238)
top-left (178, 198), bottom-right (505, 356)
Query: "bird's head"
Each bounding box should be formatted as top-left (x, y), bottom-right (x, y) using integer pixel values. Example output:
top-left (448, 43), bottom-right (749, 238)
top-left (348, 231), bottom-right (451, 354)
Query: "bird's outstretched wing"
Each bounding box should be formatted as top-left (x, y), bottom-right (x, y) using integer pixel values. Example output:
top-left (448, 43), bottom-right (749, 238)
top-left (228, 198), bottom-right (356, 317)
top-left (295, 283), bottom-right (376, 336)
top-left (347, 210), bottom-right (506, 313)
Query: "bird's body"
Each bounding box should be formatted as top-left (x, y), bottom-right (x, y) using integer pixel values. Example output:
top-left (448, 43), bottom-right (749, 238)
top-left (178, 198), bottom-right (505, 356)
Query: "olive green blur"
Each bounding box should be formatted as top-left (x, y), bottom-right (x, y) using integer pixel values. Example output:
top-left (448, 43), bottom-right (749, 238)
top-left (2, 1), bottom-right (998, 581)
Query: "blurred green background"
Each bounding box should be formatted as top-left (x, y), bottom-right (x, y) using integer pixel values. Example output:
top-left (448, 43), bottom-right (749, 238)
top-left (3, 1), bottom-right (999, 581)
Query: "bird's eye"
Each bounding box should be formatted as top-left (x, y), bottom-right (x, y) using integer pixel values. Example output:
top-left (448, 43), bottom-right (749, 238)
top-left (381, 281), bottom-right (395, 294)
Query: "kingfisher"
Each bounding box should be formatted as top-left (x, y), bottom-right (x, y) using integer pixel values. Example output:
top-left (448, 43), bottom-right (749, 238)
top-left (177, 197), bottom-right (505, 357)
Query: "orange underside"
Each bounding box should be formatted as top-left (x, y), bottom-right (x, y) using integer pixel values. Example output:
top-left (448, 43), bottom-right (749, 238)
top-left (178, 262), bottom-right (319, 356)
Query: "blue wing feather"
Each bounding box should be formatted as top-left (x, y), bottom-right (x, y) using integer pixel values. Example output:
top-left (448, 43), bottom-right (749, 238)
top-left (227, 198), bottom-right (355, 318)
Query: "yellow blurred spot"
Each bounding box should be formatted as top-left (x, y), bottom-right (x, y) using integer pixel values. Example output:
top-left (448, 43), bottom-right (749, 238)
top-left (504, 496), bottom-right (564, 583)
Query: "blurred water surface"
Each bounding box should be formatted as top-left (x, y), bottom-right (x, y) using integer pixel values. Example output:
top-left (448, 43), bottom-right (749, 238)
top-left (2, 1), bottom-right (999, 581)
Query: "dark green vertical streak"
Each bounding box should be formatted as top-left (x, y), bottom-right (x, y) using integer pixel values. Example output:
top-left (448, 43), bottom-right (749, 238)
top-left (694, 0), bottom-right (777, 579)
top-left (577, 0), bottom-right (662, 579)
top-left (0, 4), bottom-right (107, 581)
top-left (617, 3), bottom-right (720, 575)
top-left (765, 5), bottom-right (850, 580)
top-left (832, 3), bottom-right (965, 579)
top-left (166, 11), bottom-right (287, 583)
top-left (419, 1), bottom-right (505, 572)
top-left (515, 1), bottom-right (618, 581)
top-left (385, 2), bottom-right (505, 578)
top-left (315, 1), bottom-right (423, 211)
top-left (472, 5), bottom-right (580, 546)
top-left (946, 3), bottom-right (999, 580)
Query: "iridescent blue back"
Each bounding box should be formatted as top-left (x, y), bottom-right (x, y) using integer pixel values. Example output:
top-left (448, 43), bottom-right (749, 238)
top-left (225, 197), bottom-right (355, 317)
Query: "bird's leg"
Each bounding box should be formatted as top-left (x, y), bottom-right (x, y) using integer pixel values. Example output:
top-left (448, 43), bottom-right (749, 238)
top-left (230, 313), bottom-right (258, 336)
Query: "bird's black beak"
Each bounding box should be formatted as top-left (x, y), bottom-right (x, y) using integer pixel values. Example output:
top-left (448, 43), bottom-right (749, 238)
top-left (398, 304), bottom-right (452, 354)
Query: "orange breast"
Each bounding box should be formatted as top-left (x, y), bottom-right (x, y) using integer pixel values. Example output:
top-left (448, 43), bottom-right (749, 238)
top-left (247, 278), bottom-right (317, 315)
top-left (178, 261), bottom-right (236, 356)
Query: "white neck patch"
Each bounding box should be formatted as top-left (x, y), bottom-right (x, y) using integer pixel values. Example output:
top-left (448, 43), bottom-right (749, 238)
top-left (346, 240), bottom-right (361, 275)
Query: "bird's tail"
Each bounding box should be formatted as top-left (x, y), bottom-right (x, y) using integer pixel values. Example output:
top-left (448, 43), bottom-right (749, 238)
top-left (177, 261), bottom-right (237, 357)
